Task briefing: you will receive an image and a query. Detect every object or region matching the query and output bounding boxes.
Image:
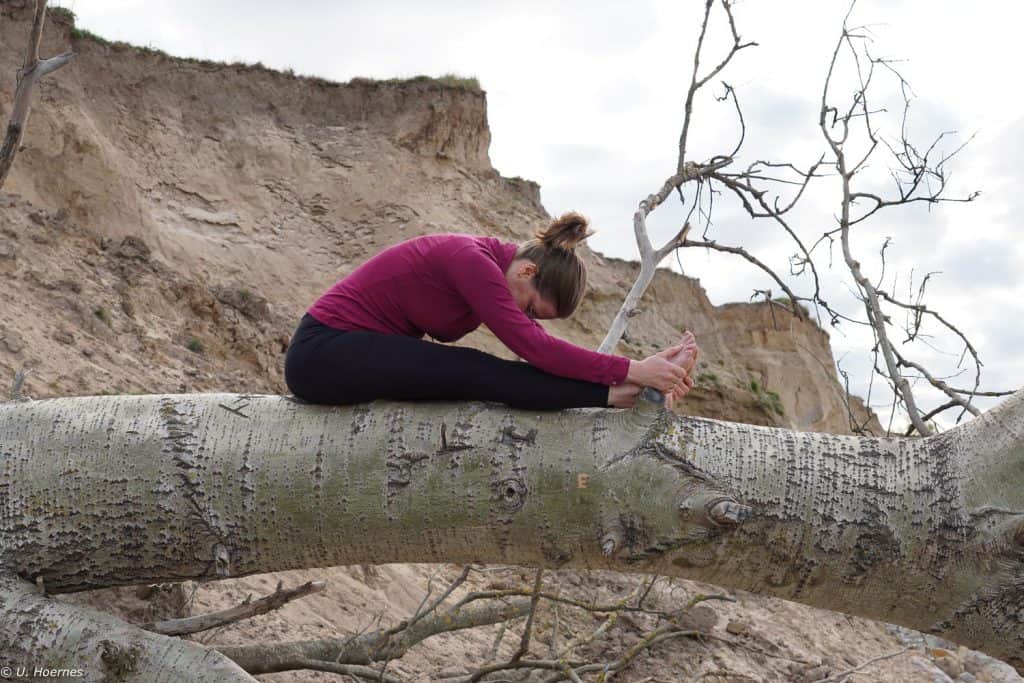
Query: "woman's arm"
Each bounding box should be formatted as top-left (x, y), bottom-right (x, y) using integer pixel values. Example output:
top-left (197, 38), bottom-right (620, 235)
top-left (446, 243), bottom-right (685, 391)
top-left (625, 355), bottom-right (690, 393)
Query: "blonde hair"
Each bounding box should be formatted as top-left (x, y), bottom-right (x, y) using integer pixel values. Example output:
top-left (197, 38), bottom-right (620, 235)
top-left (515, 212), bottom-right (593, 318)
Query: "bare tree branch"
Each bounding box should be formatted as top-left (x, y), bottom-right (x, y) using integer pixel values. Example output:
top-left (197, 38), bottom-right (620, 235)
top-left (814, 647), bottom-right (912, 682)
top-left (945, 387), bottom-right (1015, 398)
top-left (0, 572), bottom-right (255, 679)
top-left (514, 569), bottom-right (545, 661)
top-left (387, 564), bottom-right (472, 636)
top-left (0, 0), bottom-right (75, 190)
top-left (599, 0), bottom-right (764, 355)
top-left (895, 354), bottom-right (981, 418)
top-left (678, 0), bottom-right (756, 169)
top-left (142, 579), bottom-right (326, 636)
top-left (683, 238), bottom-right (806, 320)
top-left (598, 159), bottom-right (730, 354)
top-left (258, 659), bottom-right (402, 683)
top-left (817, 11), bottom-right (957, 436)
top-left (217, 598), bottom-right (533, 674)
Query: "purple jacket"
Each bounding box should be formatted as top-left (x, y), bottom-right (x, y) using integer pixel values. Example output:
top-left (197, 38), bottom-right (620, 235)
top-left (308, 234), bottom-right (630, 386)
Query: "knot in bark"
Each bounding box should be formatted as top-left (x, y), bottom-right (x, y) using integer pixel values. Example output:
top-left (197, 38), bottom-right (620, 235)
top-left (213, 543), bottom-right (232, 577)
top-left (680, 160), bottom-right (701, 181)
top-left (100, 640), bottom-right (142, 678)
top-left (678, 492), bottom-right (751, 529)
top-left (708, 499), bottom-right (752, 526)
top-left (497, 478), bottom-right (526, 512)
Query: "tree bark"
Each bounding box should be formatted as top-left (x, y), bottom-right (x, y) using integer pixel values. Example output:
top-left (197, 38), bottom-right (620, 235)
top-left (1, 391), bottom-right (1022, 669)
top-left (0, 573), bottom-right (254, 680)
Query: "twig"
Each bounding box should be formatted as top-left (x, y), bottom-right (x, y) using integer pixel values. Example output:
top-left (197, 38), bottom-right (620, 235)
top-left (547, 604), bottom-right (561, 659)
top-left (389, 564), bottom-right (472, 636)
top-left (455, 587), bottom-right (732, 619)
top-left (552, 582), bottom-right (649, 661)
top-left (142, 580), bottom-right (326, 636)
top-left (895, 354), bottom-right (980, 418)
top-left (269, 659), bottom-right (402, 683)
top-left (814, 647), bottom-right (911, 682)
top-left (485, 619), bottom-right (510, 662)
top-left (217, 598), bottom-right (532, 673)
top-left (683, 238), bottom-right (806, 320)
top-left (10, 369), bottom-right (31, 402)
top-left (513, 569), bottom-right (545, 661)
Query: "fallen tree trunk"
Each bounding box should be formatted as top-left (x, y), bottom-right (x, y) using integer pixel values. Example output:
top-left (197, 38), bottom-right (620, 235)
top-left (0, 573), bottom-right (255, 680)
top-left (1, 391), bottom-right (1022, 672)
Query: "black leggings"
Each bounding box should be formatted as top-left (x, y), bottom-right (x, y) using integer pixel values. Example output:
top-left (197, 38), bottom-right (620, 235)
top-left (284, 314), bottom-right (610, 410)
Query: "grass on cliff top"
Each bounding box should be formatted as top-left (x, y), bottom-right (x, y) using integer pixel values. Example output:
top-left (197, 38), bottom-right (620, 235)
top-left (48, 6), bottom-right (76, 23)
top-left (349, 74), bottom-right (482, 92)
top-left (64, 17), bottom-right (226, 66)
top-left (51, 7), bottom-right (481, 93)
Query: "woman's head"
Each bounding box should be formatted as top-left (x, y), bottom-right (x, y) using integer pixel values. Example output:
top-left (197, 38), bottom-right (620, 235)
top-left (508, 212), bottom-right (592, 319)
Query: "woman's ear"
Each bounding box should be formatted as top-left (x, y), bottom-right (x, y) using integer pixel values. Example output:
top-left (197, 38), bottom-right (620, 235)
top-left (518, 262), bottom-right (538, 278)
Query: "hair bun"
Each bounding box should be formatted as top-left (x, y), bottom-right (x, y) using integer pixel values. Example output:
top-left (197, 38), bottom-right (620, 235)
top-left (535, 212), bottom-right (593, 251)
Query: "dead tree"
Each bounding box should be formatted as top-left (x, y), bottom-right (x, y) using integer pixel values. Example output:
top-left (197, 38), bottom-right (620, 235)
top-left (682, 2), bottom-right (1005, 435)
top-left (802, 11), bottom-right (992, 435)
top-left (706, 3), bottom-right (991, 436)
top-left (599, 1), bottom-right (1008, 436)
top-left (0, 0), bottom-right (74, 189)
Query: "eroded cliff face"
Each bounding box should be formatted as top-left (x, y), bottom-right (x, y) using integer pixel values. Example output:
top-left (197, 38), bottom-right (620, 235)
top-left (4, 5), bottom-right (984, 683)
top-left (0, 2), bottom-right (875, 435)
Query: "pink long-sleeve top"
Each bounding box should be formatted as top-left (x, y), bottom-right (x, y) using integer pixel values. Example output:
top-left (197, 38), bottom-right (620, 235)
top-left (307, 233), bottom-right (631, 386)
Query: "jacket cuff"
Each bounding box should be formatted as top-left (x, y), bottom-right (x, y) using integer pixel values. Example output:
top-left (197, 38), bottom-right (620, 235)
top-left (607, 356), bottom-right (631, 385)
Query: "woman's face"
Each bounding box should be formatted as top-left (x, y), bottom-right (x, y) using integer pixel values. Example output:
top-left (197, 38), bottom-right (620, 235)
top-left (506, 259), bottom-right (559, 320)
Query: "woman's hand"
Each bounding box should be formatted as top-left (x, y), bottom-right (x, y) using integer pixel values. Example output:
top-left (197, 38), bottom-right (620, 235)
top-left (626, 331), bottom-right (700, 409)
top-left (665, 373), bottom-right (694, 409)
top-left (626, 356), bottom-right (688, 394)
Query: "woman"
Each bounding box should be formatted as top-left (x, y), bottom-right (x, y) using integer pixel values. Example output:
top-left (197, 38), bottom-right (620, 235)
top-left (285, 212), bottom-right (697, 410)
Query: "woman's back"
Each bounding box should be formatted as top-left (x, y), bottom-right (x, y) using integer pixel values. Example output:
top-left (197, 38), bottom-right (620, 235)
top-left (308, 233), bottom-right (517, 343)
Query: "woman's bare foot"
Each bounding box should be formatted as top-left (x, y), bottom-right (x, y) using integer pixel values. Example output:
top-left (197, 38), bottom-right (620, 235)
top-left (611, 333), bottom-right (699, 409)
top-left (658, 331), bottom-right (699, 406)
top-left (663, 330), bottom-right (699, 375)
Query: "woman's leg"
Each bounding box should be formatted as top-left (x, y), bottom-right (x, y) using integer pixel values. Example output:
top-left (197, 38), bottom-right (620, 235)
top-left (285, 316), bottom-right (609, 410)
top-left (607, 382), bottom-right (643, 408)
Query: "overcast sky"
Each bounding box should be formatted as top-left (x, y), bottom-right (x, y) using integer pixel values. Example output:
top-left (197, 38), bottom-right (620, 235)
top-left (55, 0), bottom-right (1024, 430)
